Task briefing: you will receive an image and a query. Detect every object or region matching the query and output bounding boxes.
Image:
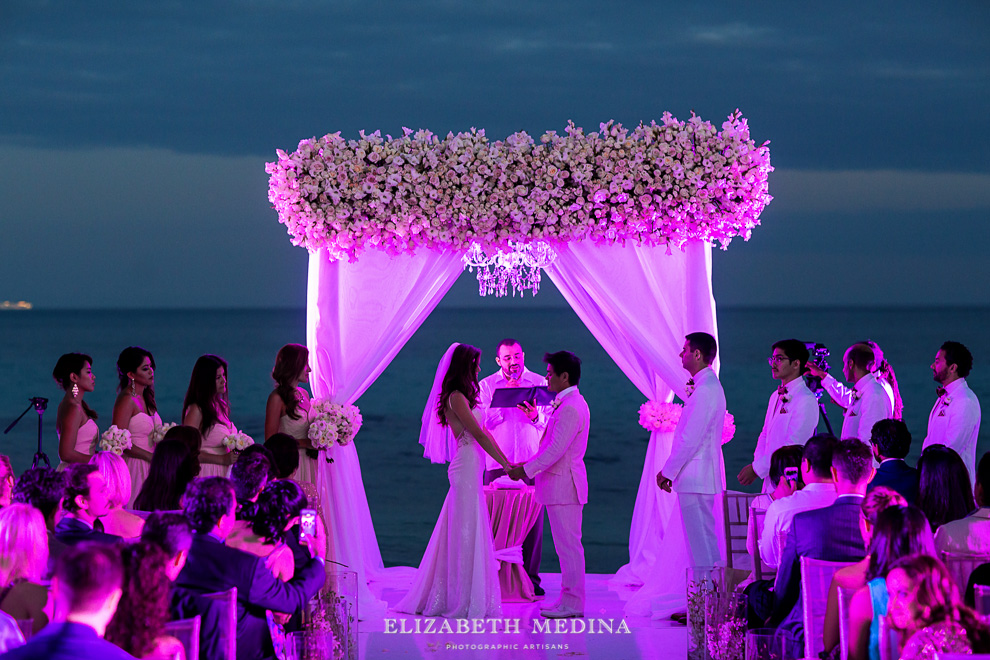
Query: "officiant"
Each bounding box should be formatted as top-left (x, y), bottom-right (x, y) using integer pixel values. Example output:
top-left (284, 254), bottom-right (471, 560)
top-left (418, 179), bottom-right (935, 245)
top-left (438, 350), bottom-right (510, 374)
top-left (480, 338), bottom-right (549, 596)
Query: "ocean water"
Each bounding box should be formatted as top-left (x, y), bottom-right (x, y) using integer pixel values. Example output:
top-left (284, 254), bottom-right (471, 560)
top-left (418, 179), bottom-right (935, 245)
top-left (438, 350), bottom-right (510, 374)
top-left (1, 306), bottom-right (987, 573)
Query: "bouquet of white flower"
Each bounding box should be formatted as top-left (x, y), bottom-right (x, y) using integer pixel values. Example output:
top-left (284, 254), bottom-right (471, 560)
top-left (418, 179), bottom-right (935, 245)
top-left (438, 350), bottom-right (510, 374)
top-left (638, 401), bottom-right (683, 433)
top-left (99, 425), bottom-right (133, 456)
top-left (222, 431), bottom-right (254, 453)
top-left (308, 400), bottom-right (363, 449)
top-left (149, 422), bottom-right (177, 446)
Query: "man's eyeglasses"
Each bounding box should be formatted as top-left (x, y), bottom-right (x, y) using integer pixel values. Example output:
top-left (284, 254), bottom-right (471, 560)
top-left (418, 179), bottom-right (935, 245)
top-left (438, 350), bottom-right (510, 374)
top-left (767, 355), bottom-right (792, 366)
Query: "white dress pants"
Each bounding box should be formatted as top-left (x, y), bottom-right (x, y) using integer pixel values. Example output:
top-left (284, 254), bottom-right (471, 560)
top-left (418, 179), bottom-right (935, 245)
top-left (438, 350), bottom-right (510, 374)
top-left (678, 492), bottom-right (719, 568)
top-left (546, 503), bottom-right (586, 611)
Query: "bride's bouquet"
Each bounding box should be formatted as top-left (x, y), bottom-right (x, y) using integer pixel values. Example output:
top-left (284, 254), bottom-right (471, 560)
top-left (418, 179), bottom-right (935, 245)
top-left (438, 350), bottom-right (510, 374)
top-left (222, 431), bottom-right (255, 453)
top-left (638, 401), bottom-right (683, 433)
top-left (149, 422), bottom-right (177, 446)
top-left (99, 425), bottom-right (133, 455)
top-left (308, 399), bottom-right (363, 449)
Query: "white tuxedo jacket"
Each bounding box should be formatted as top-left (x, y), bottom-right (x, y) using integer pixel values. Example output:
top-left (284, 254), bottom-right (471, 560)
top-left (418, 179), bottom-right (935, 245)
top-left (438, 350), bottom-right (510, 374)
top-left (663, 366), bottom-right (727, 494)
top-left (752, 378), bottom-right (819, 480)
top-left (824, 373), bottom-right (892, 442)
top-left (924, 377), bottom-right (981, 484)
top-left (524, 387), bottom-right (590, 505)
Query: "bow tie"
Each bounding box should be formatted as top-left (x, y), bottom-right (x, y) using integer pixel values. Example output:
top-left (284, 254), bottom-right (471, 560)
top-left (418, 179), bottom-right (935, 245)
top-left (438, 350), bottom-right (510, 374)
top-left (936, 387), bottom-right (947, 398)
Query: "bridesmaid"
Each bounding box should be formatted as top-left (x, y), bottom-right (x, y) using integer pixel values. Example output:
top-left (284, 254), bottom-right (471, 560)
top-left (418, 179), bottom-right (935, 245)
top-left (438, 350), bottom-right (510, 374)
top-left (264, 344), bottom-right (316, 486)
top-left (53, 353), bottom-right (99, 468)
top-left (182, 354), bottom-right (237, 477)
top-left (112, 346), bottom-right (161, 506)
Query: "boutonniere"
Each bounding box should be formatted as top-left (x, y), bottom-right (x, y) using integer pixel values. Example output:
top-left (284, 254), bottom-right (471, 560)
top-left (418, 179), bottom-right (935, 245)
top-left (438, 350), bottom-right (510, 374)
top-left (685, 378), bottom-right (696, 398)
top-left (551, 398), bottom-right (563, 411)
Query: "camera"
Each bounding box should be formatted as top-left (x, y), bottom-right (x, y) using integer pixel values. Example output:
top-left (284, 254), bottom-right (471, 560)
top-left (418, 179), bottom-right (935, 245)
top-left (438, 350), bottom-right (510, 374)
top-left (803, 342), bottom-right (830, 395)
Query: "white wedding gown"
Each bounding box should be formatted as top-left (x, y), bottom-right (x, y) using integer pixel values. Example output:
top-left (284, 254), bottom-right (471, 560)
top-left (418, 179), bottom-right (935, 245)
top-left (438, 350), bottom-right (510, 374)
top-left (395, 409), bottom-right (501, 618)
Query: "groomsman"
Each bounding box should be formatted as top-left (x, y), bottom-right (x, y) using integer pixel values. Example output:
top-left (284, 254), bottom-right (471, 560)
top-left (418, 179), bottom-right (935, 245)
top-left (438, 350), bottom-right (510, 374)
top-left (738, 339), bottom-right (819, 492)
top-left (923, 341), bottom-right (981, 484)
top-left (508, 351), bottom-right (589, 619)
top-left (479, 338), bottom-right (548, 595)
top-left (807, 342), bottom-right (891, 442)
top-left (657, 332), bottom-right (727, 569)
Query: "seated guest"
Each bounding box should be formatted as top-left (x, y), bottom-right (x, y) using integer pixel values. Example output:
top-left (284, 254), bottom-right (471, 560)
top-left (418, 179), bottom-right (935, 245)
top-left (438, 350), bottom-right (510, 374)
top-left (769, 439), bottom-right (876, 653)
top-left (11, 467), bottom-right (67, 571)
top-left (89, 452), bottom-right (144, 538)
top-left (141, 512), bottom-right (223, 660)
top-left (227, 480), bottom-right (312, 581)
top-left (760, 434), bottom-right (838, 569)
top-left (160, 425), bottom-right (204, 467)
top-left (823, 487), bottom-right (908, 656)
top-left (175, 477), bottom-right (326, 660)
top-left (867, 419), bottom-right (919, 502)
top-left (843, 504), bottom-right (935, 660)
top-left (133, 439), bottom-right (198, 512)
top-left (54, 464), bottom-right (121, 545)
top-left (746, 445), bottom-right (804, 562)
top-left (0, 609), bottom-right (24, 653)
top-left (0, 455), bottom-right (13, 507)
top-left (231, 451), bottom-right (272, 513)
top-left (105, 540), bottom-right (185, 659)
top-left (917, 444), bottom-right (975, 531)
top-left (264, 433), bottom-right (319, 513)
top-left (1, 543), bottom-right (134, 660)
top-left (935, 450), bottom-right (989, 554)
top-left (887, 554), bottom-right (990, 659)
top-left (0, 504), bottom-right (51, 635)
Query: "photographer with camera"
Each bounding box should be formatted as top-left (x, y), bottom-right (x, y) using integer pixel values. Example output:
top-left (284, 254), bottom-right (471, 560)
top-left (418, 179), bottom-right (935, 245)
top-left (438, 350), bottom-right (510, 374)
top-left (738, 339), bottom-right (820, 492)
top-left (806, 342), bottom-right (894, 442)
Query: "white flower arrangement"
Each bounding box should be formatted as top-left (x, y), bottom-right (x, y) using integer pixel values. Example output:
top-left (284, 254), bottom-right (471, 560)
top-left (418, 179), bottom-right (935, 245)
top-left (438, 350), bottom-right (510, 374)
top-left (99, 425), bottom-right (133, 456)
top-left (149, 422), bottom-right (177, 446)
top-left (638, 401), bottom-right (683, 433)
top-left (222, 431), bottom-right (255, 453)
top-left (308, 399), bottom-right (363, 448)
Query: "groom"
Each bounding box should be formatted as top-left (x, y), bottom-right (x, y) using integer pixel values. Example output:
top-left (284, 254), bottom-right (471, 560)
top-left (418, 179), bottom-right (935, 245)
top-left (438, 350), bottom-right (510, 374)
top-left (507, 350), bottom-right (589, 619)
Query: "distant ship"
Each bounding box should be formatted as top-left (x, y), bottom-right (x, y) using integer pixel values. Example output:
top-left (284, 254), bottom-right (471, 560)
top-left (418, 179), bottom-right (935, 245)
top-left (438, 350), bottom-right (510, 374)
top-left (0, 301), bottom-right (32, 310)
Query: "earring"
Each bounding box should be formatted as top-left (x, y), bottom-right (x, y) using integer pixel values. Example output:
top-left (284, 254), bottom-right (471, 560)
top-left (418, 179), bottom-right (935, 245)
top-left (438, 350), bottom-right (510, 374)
top-left (130, 378), bottom-right (138, 397)
top-left (71, 383), bottom-right (80, 397)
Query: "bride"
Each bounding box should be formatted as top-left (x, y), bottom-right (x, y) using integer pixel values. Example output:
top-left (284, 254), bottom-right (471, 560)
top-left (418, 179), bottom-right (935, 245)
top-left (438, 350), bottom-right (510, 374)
top-left (395, 343), bottom-right (511, 619)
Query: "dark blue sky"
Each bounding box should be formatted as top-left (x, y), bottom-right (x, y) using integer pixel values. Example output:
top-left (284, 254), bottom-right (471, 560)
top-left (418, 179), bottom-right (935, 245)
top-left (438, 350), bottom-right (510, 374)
top-left (2, 1), bottom-right (988, 308)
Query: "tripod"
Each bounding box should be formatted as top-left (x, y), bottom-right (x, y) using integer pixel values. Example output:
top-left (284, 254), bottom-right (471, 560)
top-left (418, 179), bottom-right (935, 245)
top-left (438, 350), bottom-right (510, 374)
top-left (4, 397), bottom-right (51, 468)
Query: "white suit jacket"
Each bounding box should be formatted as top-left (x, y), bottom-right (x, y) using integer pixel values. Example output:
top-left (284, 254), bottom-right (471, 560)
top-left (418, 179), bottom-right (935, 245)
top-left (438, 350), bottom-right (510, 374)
top-left (662, 366), bottom-right (727, 494)
top-left (923, 378), bottom-right (981, 484)
top-left (824, 373), bottom-right (892, 442)
top-left (752, 378), bottom-right (819, 481)
top-left (524, 386), bottom-right (590, 505)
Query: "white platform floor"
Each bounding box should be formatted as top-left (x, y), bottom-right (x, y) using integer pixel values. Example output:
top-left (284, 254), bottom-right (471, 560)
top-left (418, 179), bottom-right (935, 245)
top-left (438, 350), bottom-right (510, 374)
top-left (356, 573), bottom-right (687, 660)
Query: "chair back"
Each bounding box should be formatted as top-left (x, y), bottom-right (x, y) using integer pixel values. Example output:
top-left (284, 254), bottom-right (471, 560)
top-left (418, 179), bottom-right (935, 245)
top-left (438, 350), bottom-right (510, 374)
top-left (205, 587), bottom-right (237, 660)
top-left (942, 551), bottom-right (990, 593)
top-left (722, 491), bottom-right (758, 569)
top-left (836, 586), bottom-right (857, 660)
top-left (164, 615), bottom-right (201, 660)
top-left (800, 557), bottom-right (856, 660)
top-left (751, 508), bottom-right (776, 582)
top-left (975, 584), bottom-right (990, 617)
top-left (877, 616), bottom-right (900, 660)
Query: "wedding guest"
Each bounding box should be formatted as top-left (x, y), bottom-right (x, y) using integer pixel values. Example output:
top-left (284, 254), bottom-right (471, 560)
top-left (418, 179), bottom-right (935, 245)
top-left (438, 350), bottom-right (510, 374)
top-left (112, 346), bottom-right (162, 506)
top-left (182, 355), bottom-right (237, 477)
top-left (770, 439), bottom-right (875, 653)
top-left (11, 467), bottom-right (67, 571)
top-left (479, 338), bottom-right (549, 594)
top-left (264, 344), bottom-right (317, 486)
top-left (226, 480), bottom-right (308, 582)
top-left (863, 340), bottom-right (903, 419)
top-left (175, 477), bottom-right (325, 660)
top-left (934, 450), bottom-right (990, 553)
top-left (0, 456), bottom-right (13, 507)
top-left (917, 444), bottom-right (975, 531)
top-left (746, 445), bottom-right (804, 563)
top-left (1, 543), bottom-right (134, 660)
top-left (105, 540), bottom-right (184, 659)
top-left (887, 554), bottom-right (990, 660)
top-left (88, 452), bottom-right (144, 538)
top-left (0, 610), bottom-right (24, 653)
top-left (264, 433), bottom-right (300, 481)
top-left (0, 504), bottom-right (51, 635)
top-left (657, 334), bottom-right (726, 576)
top-left (760, 434), bottom-right (838, 569)
top-left (807, 342), bottom-right (893, 442)
top-left (231, 451), bottom-right (272, 511)
top-left (133, 439), bottom-right (198, 512)
top-left (141, 512), bottom-right (224, 660)
top-left (866, 419), bottom-right (918, 502)
top-left (923, 341), bottom-right (981, 485)
top-left (54, 464), bottom-right (121, 546)
top-left (53, 353), bottom-right (100, 467)
top-left (739, 339), bottom-right (820, 492)
top-left (159, 424), bottom-right (203, 462)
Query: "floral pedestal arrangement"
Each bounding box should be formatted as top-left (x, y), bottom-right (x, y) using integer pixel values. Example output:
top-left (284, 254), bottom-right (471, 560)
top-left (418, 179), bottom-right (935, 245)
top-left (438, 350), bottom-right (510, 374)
top-left (687, 566), bottom-right (722, 660)
top-left (306, 570), bottom-right (357, 660)
top-left (705, 591), bottom-right (747, 660)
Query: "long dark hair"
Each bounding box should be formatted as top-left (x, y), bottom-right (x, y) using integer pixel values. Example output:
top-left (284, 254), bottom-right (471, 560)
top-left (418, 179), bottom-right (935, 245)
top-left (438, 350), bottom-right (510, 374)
top-left (105, 540), bottom-right (171, 658)
top-left (183, 354), bottom-right (229, 434)
top-left (866, 504), bottom-right (936, 581)
top-left (437, 344), bottom-right (481, 427)
top-left (133, 439), bottom-right (198, 512)
top-left (917, 444), bottom-right (976, 530)
top-left (116, 346), bottom-right (158, 415)
top-left (272, 344), bottom-right (308, 420)
top-left (52, 352), bottom-right (98, 420)
top-left (241, 479), bottom-right (307, 545)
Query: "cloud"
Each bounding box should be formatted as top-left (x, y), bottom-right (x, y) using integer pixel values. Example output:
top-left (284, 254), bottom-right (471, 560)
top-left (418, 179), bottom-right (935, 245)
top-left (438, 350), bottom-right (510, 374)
top-left (690, 23), bottom-right (774, 45)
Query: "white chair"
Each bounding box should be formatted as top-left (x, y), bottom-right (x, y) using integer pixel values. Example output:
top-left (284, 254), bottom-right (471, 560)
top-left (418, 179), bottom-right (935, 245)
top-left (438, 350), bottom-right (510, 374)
top-left (877, 615), bottom-right (900, 660)
top-left (751, 509), bottom-right (776, 582)
top-left (800, 557), bottom-right (856, 660)
top-left (836, 585), bottom-right (857, 660)
top-left (975, 584), bottom-right (990, 617)
top-left (942, 551), bottom-right (990, 593)
top-left (164, 615), bottom-right (201, 660)
top-left (722, 490), bottom-right (758, 570)
top-left (204, 587), bottom-right (237, 660)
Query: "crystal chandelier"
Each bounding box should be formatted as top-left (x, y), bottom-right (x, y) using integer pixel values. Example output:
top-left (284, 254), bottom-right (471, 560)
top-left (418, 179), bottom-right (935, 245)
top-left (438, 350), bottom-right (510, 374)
top-left (462, 240), bottom-right (558, 297)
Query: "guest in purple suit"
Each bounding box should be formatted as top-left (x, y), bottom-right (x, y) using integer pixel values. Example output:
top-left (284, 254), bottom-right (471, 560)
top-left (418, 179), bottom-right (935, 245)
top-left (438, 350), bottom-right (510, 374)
top-left (867, 419), bottom-right (919, 503)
